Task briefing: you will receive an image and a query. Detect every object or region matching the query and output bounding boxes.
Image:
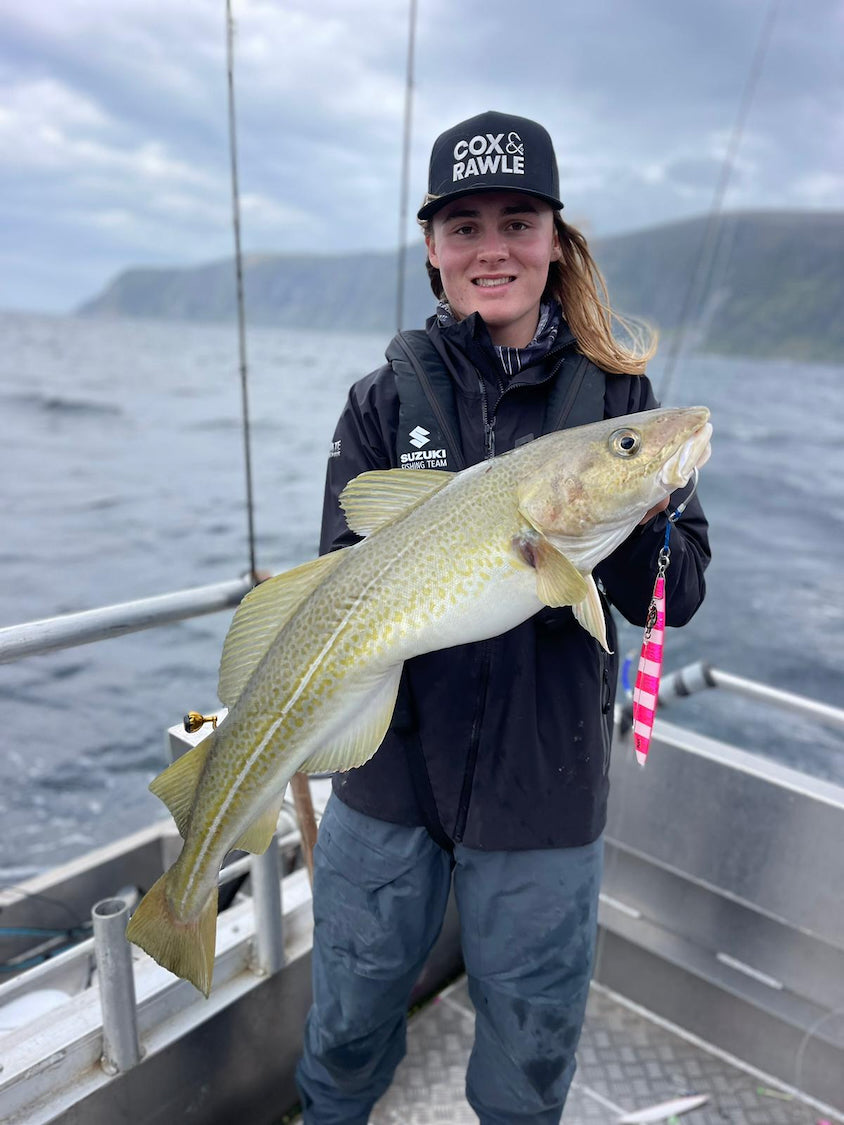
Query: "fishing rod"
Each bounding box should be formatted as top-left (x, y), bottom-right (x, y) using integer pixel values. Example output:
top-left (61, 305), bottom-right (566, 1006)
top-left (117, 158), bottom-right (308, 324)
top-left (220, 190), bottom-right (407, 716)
top-left (396, 0), bottom-right (418, 333)
top-left (226, 0), bottom-right (259, 584)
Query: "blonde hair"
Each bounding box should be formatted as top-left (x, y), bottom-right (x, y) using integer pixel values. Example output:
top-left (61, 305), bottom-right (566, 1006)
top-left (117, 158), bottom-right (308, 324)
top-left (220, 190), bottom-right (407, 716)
top-left (419, 197), bottom-right (656, 376)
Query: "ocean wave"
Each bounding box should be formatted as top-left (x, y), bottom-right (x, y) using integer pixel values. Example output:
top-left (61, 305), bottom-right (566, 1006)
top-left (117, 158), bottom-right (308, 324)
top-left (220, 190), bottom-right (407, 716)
top-left (2, 390), bottom-right (123, 418)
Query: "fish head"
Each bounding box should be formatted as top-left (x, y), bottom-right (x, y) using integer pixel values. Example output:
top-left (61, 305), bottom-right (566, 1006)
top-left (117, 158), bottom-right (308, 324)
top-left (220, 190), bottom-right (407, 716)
top-left (517, 406), bottom-right (712, 571)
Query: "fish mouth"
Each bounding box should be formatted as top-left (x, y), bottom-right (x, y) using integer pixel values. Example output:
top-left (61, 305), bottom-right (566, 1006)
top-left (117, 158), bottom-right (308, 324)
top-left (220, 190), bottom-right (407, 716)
top-left (659, 417), bottom-right (712, 490)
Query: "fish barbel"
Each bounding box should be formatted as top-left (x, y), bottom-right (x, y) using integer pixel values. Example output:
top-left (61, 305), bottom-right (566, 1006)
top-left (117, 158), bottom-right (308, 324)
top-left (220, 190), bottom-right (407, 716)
top-left (126, 406), bottom-right (711, 994)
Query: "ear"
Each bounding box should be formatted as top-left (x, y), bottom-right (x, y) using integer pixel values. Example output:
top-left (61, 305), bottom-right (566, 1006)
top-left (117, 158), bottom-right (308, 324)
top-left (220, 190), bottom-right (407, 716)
top-left (550, 228), bottom-right (562, 262)
top-left (426, 233), bottom-right (440, 269)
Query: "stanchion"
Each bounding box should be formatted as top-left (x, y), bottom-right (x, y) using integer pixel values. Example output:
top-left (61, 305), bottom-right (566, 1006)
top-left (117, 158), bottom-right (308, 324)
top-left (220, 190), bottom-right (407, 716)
top-left (250, 836), bottom-right (284, 977)
top-left (92, 898), bottom-right (142, 1073)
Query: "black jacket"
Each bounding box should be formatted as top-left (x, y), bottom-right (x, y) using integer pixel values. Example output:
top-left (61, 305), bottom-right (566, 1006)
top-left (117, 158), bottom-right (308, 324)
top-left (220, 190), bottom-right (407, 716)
top-left (319, 314), bottom-right (710, 850)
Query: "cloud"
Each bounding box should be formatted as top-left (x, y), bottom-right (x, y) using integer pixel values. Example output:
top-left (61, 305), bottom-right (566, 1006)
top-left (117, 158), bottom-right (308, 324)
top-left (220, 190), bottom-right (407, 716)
top-left (0, 0), bottom-right (842, 312)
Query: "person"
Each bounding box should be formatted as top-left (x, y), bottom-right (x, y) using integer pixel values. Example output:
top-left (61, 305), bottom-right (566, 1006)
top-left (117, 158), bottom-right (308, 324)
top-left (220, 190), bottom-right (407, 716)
top-left (296, 110), bottom-right (710, 1124)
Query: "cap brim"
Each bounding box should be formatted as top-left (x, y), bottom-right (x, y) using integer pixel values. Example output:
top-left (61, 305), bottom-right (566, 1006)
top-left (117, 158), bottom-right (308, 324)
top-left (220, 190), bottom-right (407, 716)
top-left (417, 185), bottom-right (564, 221)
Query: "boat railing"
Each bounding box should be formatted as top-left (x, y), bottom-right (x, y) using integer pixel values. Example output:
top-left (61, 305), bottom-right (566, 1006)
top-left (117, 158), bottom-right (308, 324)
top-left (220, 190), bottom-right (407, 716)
top-left (651, 659), bottom-right (844, 730)
top-left (0, 575), bottom-right (254, 663)
top-left (1, 585), bottom-right (842, 1098)
top-left (0, 825), bottom-right (302, 1085)
top-left (3, 580), bottom-right (842, 732)
top-left (0, 829), bottom-right (301, 1009)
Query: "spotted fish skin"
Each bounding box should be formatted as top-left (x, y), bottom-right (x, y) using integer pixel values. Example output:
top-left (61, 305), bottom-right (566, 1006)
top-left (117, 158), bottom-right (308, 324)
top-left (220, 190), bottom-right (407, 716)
top-left (126, 406), bottom-right (711, 994)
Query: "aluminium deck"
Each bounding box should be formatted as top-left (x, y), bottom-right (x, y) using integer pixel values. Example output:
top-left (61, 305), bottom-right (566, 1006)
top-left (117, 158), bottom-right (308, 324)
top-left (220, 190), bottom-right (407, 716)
top-left (366, 977), bottom-right (833, 1125)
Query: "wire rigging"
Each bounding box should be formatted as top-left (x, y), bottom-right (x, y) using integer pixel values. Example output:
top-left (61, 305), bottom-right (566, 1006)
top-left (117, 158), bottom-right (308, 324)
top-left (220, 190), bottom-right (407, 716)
top-left (657, 0), bottom-right (782, 403)
top-left (226, 0), bottom-right (259, 583)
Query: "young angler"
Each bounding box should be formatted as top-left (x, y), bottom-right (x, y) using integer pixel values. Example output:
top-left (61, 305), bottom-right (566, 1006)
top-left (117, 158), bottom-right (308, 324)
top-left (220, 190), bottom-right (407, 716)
top-left (296, 111), bottom-right (710, 1124)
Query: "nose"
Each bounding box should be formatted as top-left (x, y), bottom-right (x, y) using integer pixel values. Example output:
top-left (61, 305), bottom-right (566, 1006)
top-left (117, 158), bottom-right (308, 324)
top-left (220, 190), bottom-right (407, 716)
top-left (477, 230), bottom-right (508, 263)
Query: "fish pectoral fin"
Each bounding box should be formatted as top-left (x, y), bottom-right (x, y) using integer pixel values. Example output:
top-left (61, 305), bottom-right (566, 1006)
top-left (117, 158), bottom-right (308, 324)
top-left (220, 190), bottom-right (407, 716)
top-left (126, 871), bottom-right (217, 997)
top-left (573, 574), bottom-right (611, 653)
top-left (302, 665), bottom-right (403, 774)
top-left (149, 737), bottom-right (212, 838)
top-left (340, 469), bottom-right (454, 537)
top-left (231, 799), bottom-right (285, 855)
top-left (218, 551), bottom-right (347, 708)
top-left (529, 533), bottom-right (590, 608)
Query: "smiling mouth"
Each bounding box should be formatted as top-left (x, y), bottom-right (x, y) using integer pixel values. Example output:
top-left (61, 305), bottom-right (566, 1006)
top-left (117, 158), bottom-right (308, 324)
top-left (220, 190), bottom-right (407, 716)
top-left (472, 277), bottom-right (515, 288)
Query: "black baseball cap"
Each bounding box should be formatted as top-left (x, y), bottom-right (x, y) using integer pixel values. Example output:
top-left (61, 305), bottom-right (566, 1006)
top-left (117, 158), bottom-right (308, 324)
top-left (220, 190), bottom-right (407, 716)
top-left (417, 110), bottom-right (564, 221)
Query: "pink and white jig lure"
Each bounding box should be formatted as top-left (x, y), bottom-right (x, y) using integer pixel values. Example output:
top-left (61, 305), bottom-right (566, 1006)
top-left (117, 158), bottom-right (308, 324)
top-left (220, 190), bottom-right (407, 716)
top-left (632, 553), bottom-right (668, 765)
top-left (631, 469), bottom-right (699, 766)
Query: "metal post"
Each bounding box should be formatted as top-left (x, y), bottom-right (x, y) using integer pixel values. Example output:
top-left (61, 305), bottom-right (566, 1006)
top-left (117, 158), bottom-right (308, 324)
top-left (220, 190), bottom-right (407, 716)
top-left (92, 898), bottom-right (142, 1074)
top-left (250, 837), bottom-right (284, 977)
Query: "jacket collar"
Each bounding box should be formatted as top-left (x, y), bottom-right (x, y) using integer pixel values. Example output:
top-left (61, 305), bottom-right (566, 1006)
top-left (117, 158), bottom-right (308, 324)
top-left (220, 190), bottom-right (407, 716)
top-left (426, 306), bottom-right (576, 396)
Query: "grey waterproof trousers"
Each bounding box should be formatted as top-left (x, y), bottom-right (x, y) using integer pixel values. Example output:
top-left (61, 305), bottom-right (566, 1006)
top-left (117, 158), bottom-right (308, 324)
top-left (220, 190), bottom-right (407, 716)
top-left (296, 796), bottom-right (603, 1124)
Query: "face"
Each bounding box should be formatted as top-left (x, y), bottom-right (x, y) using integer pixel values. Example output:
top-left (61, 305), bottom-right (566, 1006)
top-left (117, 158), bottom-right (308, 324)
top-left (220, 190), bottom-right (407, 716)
top-left (426, 191), bottom-right (562, 349)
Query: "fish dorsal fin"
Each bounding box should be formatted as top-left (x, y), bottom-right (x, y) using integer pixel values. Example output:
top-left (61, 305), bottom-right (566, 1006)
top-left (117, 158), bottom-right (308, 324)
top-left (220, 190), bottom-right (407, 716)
top-left (149, 736), bottom-right (212, 837)
top-left (573, 574), bottom-right (611, 653)
top-left (301, 665), bottom-right (403, 774)
top-left (218, 552), bottom-right (347, 708)
top-left (340, 469), bottom-right (454, 537)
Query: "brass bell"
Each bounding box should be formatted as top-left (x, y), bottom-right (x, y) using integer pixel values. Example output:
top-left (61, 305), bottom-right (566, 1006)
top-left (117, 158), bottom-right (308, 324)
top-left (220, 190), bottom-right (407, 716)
top-left (183, 711), bottom-right (218, 733)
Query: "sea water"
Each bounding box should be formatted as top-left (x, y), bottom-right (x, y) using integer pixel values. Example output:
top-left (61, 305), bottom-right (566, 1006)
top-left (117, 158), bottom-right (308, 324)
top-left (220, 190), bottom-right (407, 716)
top-left (1, 310), bottom-right (842, 876)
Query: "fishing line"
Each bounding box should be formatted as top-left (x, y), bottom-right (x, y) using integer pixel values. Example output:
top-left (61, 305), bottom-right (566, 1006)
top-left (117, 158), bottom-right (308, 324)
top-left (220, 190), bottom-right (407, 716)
top-left (226, 0), bottom-right (259, 584)
top-left (657, 0), bottom-right (781, 404)
top-left (0, 884), bottom-right (84, 927)
top-left (793, 1006), bottom-right (844, 1108)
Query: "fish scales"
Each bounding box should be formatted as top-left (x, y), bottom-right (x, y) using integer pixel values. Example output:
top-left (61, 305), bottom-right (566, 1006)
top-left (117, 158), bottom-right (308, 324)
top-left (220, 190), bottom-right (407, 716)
top-left (126, 406), bottom-right (712, 994)
top-left (166, 461), bottom-right (535, 922)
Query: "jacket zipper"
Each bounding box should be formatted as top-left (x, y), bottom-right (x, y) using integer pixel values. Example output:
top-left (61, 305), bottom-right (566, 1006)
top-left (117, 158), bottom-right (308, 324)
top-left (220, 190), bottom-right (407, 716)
top-left (477, 374), bottom-right (496, 459)
top-left (453, 370), bottom-right (502, 839)
top-left (492, 353), bottom-right (567, 417)
top-left (455, 350), bottom-right (569, 840)
top-left (453, 640), bottom-right (492, 842)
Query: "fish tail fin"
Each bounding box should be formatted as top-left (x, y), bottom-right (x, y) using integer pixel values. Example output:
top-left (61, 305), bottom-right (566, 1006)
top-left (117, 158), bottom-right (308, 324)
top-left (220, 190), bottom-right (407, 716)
top-left (126, 872), bottom-right (217, 997)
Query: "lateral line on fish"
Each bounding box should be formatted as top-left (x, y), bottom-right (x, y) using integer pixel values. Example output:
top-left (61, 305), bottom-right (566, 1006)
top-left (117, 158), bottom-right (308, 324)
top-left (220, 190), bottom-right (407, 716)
top-left (182, 508), bottom-right (459, 902)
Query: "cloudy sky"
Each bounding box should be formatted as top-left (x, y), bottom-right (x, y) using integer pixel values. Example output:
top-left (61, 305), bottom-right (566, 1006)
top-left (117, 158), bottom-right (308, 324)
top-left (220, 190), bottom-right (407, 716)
top-left (1, 0), bottom-right (841, 313)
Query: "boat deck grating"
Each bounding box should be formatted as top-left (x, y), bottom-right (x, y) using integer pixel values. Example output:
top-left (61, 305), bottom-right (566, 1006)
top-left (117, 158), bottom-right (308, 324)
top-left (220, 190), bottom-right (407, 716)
top-left (363, 977), bottom-right (831, 1124)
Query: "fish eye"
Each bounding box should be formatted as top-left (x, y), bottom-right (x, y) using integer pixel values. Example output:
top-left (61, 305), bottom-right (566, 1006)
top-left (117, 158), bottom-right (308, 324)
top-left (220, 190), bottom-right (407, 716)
top-left (610, 428), bottom-right (641, 457)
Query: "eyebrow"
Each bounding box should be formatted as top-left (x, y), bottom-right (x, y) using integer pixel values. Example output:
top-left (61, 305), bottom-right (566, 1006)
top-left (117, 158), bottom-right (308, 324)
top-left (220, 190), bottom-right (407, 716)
top-left (441, 203), bottom-right (540, 221)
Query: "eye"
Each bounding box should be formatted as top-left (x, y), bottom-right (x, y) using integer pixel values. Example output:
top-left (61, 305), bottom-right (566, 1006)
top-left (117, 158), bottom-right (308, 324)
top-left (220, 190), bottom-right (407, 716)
top-left (610, 428), bottom-right (641, 457)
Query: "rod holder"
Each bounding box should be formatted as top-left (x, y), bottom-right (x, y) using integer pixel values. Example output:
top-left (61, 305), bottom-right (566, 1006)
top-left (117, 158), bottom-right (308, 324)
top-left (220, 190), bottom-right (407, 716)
top-left (92, 897), bottom-right (142, 1074)
top-left (250, 837), bottom-right (284, 978)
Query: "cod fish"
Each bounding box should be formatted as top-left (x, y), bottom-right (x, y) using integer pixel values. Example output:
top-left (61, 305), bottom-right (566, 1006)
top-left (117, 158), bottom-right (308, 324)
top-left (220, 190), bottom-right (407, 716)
top-left (127, 406), bottom-right (711, 995)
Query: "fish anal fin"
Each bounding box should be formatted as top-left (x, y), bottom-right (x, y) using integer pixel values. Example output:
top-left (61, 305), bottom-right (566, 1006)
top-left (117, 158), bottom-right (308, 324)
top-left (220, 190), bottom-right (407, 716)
top-left (218, 551), bottom-right (347, 709)
top-left (303, 666), bottom-right (403, 775)
top-left (149, 738), bottom-right (212, 838)
top-left (231, 800), bottom-right (284, 855)
top-left (573, 574), bottom-right (611, 652)
top-left (126, 871), bottom-right (217, 997)
top-left (340, 469), bottom-right (454, 537)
